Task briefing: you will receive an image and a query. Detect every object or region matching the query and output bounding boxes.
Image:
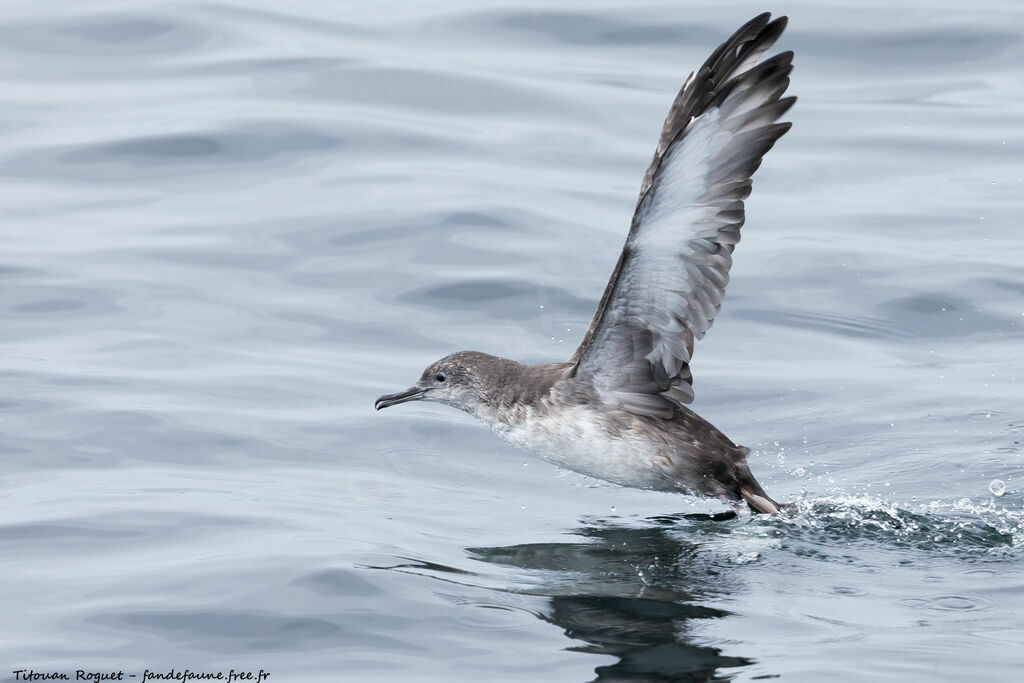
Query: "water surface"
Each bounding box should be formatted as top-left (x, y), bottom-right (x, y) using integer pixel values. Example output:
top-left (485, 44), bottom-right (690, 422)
top-left (1, 1), bottom-right (1022, 681)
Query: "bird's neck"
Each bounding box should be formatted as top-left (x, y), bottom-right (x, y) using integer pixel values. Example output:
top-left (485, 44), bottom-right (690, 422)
top-left (472, 361), bottom-right (574, 427)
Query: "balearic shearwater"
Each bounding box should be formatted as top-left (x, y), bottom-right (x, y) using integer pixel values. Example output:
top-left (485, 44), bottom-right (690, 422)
top-left (376, 13), bottom-right (794, 513)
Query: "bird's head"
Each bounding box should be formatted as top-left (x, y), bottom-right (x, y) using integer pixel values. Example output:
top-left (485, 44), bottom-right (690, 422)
top-left (375, 350), bottom-right (512, 416)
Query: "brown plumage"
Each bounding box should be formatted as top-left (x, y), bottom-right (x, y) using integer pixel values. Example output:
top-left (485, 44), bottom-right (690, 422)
top-left (377, 14), bottom-right (795, 514)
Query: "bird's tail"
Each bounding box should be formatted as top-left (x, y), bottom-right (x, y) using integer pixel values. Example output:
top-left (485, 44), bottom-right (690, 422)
top-left (729, 446), bottom-right (783, 514)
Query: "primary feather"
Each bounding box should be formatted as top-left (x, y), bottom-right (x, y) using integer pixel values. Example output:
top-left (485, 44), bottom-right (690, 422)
top-left (569, 13), bottom-right (795, 419)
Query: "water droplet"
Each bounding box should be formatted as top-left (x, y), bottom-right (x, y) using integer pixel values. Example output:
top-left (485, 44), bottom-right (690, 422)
top-left (794, 467), bottom-right (806, 477)
top-left (989, 479), bottom-right (1006, 496)
top-left (610, 505), bottom-right (616, 513)
top-left (733, 551), bottom-right (760, 565)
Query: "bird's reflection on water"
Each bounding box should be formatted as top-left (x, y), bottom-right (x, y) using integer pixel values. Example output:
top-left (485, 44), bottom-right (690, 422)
top-left (373, 511), bottom-right (754, 681)
top-left (470, 501), bottom-right (1022, 682)
top-left (371, 497), bottom-right (1023, 681)
top-left (467, 511), bottom-right (752, 681)
top-left (535, 593), bottom-right (750, 682)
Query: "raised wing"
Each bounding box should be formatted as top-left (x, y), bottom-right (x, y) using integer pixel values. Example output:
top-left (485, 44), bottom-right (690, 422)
top-left (569, 13), bottom-right (794, 419)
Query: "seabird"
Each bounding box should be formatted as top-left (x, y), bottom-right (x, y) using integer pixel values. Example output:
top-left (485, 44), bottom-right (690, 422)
top-left (376, 13), bottom-right (795, 513)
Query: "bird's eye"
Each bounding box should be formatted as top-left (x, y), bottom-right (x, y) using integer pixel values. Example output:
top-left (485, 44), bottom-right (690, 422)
top-left (435, 373), bottom-right (447, 383)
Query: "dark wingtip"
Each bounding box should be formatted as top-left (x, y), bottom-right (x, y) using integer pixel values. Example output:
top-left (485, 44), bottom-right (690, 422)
top-left (747, 12), bottom-right (772, 29)
top-left (768, 15), bottom-right (788, 34)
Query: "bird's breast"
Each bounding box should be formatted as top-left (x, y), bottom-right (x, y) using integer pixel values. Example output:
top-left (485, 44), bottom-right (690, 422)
top-left (490, 404), bottom-right (682, 490)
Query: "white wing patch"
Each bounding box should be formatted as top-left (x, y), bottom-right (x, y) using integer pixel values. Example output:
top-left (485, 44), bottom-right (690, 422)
top-left (630, 109), bottom-right (733, 372)
top-left (569, 14), bottom-right (794, 418)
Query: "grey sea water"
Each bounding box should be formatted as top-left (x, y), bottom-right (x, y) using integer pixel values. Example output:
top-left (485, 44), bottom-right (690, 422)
top-left (2, 1), bottom-right (1022, 681)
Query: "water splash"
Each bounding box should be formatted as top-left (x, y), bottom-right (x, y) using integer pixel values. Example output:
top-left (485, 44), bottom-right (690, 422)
top-left (759, 493), bottom-right (1023, 555)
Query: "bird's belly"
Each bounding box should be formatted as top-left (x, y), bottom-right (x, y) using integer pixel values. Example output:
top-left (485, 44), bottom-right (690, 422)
top-left (492, 407), bottom-right (675, 490)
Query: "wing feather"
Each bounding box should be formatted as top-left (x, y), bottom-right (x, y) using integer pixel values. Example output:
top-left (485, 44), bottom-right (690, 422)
top-left (568, 14), bottom-right (795, 418)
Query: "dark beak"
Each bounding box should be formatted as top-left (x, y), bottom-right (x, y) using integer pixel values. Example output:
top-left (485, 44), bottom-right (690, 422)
top-left (375, 386), bottom-right (426, 410)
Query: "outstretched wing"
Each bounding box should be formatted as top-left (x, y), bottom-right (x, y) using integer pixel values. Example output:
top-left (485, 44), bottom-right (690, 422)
top-left (569, 13), bottom-right (795, 419)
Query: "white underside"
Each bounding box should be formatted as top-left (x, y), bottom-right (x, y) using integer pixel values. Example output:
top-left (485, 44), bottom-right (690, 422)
top-left (489, 404), bottom-right (681, 491)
